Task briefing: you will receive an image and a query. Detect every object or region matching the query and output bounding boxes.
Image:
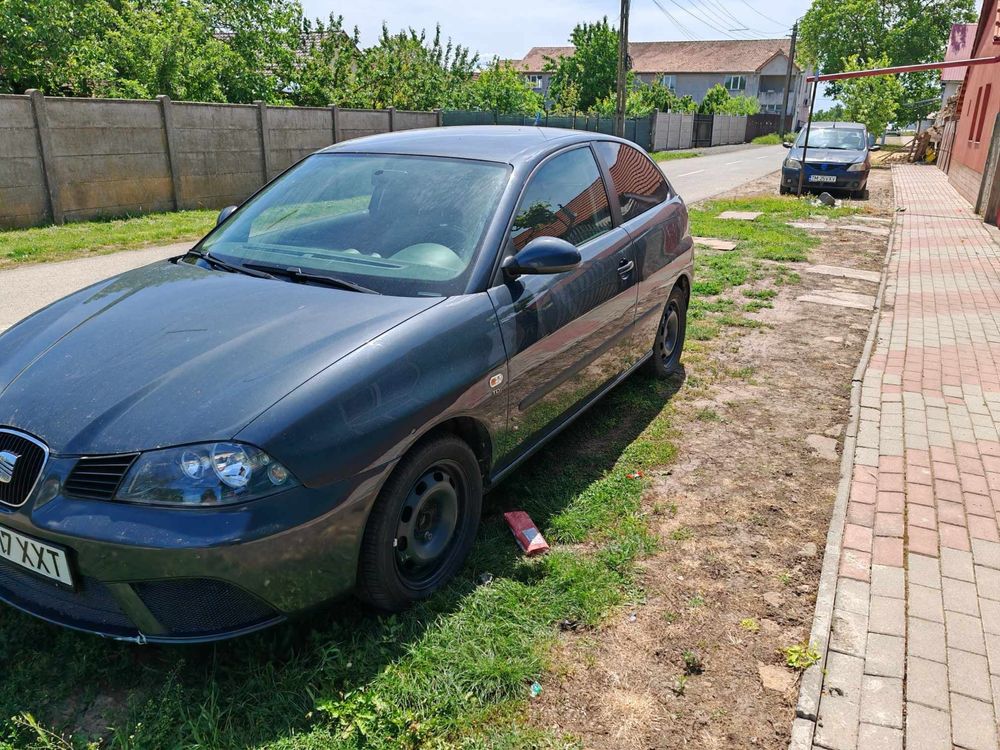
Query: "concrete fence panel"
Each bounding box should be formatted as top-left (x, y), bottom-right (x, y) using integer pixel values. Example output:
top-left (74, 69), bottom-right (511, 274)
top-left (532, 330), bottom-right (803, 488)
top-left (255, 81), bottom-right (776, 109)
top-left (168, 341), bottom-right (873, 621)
top-left (0, 95), bottom-right (442, 228)
top-left (0, 95), bottom-right (49, 227)
top-left (266, 105), bottom-right (332, 175)
top-left (653, 112), bottom-right (695, 151)
top-left (338, 108), bottom-right (393, 142)
top-left (171, 102), bottom-right (263, 210)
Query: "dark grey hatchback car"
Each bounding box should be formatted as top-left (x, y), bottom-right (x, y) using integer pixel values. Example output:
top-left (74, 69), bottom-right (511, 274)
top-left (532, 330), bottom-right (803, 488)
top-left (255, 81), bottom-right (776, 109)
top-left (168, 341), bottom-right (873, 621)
top-left (0, 126), bottom-right (693, 642)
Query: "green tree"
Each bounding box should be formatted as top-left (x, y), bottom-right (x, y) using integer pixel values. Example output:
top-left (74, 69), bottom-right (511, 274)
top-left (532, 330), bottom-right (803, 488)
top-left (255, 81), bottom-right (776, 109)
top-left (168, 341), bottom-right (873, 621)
top-left (544, 18), bottom-right (619, 112)
top-left (838, 54), bottom-right (903, 136)
top-left (798, 0), bottom-right (976, 123)
top-left (697, 84), bottom-right (731, 114)
top-left (286, 14), bottom-right (361, 107)
top-left (354, 24), bottom-right (476, 110)
top-left (456, 58), bottom-right (543, 114)
top-left (813, 103), bottom-right (846, 122)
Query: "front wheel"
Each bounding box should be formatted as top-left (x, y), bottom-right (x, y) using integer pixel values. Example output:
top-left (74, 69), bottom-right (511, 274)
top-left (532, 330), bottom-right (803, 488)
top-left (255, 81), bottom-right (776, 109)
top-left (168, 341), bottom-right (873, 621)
top-left (648, 285), bottom-right (688, 378)
top-left (356, 435), bottom-right (483, 612)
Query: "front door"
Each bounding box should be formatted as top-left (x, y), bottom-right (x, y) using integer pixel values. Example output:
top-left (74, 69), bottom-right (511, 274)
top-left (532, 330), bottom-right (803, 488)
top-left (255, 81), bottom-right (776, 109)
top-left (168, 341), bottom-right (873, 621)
top-left (488, 145), bottom-right (639, 469)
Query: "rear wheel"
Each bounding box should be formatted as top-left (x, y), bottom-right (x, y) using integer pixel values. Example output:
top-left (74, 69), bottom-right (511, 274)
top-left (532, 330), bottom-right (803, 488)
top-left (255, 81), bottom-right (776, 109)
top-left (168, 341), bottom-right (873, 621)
top-left (356, 435), bottom-right (482, 611)
top-left (648, 285), bottom-right (688, 378)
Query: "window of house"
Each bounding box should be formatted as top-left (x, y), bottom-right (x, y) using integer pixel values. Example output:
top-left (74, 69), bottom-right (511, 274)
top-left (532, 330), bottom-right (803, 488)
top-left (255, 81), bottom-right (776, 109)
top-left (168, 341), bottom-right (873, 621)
top-left (977, 84), bottom-right (993, 143)
top-left (593, 142), bottom-right (671, 222)
top-left (511, 147), bottom-right (612, 250)
top-left (661, 74), bottom-right (677, 91)
top-left (724, 75), bottom-right (747, 93)
top-left (970, 86), bottom-right (984, 141)
top-left (525, 75), bottom-right (543, 90)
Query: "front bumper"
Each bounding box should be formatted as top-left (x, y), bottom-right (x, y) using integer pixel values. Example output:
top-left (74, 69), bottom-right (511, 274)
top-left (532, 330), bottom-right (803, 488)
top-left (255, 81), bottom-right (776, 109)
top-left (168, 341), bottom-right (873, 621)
top-left (0, 446), bottom-right (390, 643)
top-left (781, 165), bottom-right (869, 192)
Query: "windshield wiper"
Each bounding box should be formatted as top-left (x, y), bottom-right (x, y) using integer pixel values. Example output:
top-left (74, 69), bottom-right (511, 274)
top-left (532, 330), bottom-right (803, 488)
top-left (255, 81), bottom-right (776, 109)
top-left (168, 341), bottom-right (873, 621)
top-left (242, 262), bottom-right (380, 294)
top-left (181, 250), bottom-right (276, 279)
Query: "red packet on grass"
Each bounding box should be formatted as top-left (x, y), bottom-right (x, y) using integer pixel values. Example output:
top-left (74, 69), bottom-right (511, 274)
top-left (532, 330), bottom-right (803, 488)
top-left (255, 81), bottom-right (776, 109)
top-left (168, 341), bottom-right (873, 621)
top-left (504, 511), bottom-right (550, 556)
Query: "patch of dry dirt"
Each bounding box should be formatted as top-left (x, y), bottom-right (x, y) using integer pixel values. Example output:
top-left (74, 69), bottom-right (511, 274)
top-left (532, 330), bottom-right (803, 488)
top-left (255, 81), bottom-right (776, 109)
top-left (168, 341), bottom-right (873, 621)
top-left (529, 169), bottom-right (893, 749)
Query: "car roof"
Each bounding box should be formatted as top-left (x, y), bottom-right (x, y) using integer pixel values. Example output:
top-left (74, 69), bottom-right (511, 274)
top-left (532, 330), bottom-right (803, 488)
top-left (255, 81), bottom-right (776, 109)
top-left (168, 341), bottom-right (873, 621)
top-left (319, 125), bottom-right (626, 164)
top-left (809, 121), bottom-right (867, 130)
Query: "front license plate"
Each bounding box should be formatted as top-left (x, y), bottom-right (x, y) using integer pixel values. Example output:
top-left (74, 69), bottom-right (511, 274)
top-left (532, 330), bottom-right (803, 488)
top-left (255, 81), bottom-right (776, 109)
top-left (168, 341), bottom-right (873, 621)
top-left (0, 525), bottom-right (73, 586)
top-left (809, 175), bottom-right (837, 183)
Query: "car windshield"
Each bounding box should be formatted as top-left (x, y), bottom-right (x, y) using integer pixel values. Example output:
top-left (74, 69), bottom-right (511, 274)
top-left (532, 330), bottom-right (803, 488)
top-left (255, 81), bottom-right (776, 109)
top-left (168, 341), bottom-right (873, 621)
top-left (197, 153), bottom-right (511, 297)
top-left (795, 128), bottom-right (866, 150)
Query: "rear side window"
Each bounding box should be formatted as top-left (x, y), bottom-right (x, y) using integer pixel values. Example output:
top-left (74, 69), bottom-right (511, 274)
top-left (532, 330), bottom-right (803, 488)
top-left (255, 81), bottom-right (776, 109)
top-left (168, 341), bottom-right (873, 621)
top-left (594, 142), bottom-right (671, 222)
top-left (511, 147), bottom-right (613, 250)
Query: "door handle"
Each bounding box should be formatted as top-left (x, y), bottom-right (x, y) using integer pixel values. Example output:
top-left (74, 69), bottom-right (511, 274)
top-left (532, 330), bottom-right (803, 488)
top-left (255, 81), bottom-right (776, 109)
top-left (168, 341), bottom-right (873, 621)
top-left (617, 258), bottom-right (635, 278)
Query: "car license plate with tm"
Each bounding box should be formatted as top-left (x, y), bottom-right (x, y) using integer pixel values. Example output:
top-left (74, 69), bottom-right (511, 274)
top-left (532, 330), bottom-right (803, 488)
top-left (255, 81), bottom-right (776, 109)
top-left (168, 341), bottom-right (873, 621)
top-left (809, 175), bottom-right (837, 183)
top-left (0, 525), bottom-right (73, 586)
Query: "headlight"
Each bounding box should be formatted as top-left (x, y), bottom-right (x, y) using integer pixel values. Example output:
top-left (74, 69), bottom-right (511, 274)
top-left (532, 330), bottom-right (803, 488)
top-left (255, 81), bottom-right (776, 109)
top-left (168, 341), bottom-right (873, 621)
top-left (785, 158), bottom-right (802, 170)
top-left (115, 442), bottom-right (298, 506)
top-left (847, 161), bottom-right (867, 172)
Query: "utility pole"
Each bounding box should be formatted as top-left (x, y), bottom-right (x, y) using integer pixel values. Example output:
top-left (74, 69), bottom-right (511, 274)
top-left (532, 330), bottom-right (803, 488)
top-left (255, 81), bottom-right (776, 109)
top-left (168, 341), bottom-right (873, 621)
top-left (615, 0), bottom-right (630, 138)
top-left (779, 21), bottom-right (797, 137)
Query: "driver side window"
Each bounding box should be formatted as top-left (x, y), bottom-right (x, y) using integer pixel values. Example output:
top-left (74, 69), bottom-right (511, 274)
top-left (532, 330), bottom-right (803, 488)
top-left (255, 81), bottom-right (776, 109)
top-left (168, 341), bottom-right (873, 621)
top-left (511, 148), bottom-right (612, 251)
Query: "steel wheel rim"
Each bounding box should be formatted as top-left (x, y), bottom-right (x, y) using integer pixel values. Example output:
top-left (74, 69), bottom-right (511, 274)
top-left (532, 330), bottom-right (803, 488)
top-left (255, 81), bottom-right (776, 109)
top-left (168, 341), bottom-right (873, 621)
top-left (659, 302), bottom-right (680, 363)
top-left (394, 461), bottom-right (463, 587)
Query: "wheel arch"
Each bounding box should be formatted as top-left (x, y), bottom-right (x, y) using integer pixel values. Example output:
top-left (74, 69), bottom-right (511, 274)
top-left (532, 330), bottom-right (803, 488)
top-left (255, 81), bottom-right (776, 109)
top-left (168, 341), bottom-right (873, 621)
top-left (407, 416), bottom-right (493, 482)
top-left (673, 272), bottom-right (691, 304)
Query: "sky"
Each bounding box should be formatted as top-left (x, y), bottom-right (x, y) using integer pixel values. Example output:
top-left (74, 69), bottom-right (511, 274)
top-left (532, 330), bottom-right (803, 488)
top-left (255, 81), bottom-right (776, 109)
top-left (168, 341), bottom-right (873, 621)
top-left (299, 0), bottom-right (834, 105)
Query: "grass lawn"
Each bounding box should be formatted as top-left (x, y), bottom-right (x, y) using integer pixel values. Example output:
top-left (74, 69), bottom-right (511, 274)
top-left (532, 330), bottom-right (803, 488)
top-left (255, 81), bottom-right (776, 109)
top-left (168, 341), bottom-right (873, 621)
top-left (649, 150), bottom-right (702, 162)
top-left (0, 210), bottom-right (217, 268)
top-left (0, 195), bottom-right (829, 750)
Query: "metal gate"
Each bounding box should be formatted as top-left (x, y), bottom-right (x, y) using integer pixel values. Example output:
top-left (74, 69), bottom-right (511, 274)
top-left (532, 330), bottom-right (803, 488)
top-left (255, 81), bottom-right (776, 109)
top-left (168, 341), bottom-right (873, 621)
top-left (693, 115), bottom-right (714, 147)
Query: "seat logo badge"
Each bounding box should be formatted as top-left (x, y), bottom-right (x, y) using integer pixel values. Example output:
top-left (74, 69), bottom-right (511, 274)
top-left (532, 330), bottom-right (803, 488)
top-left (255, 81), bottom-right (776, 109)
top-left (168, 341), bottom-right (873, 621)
top-left (0, 451), bottom-right (19, 485)
top-left (489, 373), bottom-right (504, 390)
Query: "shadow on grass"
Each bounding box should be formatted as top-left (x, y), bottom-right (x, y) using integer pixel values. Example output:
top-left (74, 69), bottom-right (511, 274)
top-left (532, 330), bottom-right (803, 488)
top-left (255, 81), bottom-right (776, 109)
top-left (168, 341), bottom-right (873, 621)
top-left (0, 368), bottom-right (684, 749)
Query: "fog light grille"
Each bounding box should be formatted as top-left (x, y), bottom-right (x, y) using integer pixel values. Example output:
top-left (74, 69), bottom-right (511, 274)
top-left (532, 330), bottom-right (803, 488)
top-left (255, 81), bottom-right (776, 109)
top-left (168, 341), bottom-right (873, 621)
top-left (134, 579), bottom-right (278, 636)
top-left (64, 454), bottom-right (137, 500)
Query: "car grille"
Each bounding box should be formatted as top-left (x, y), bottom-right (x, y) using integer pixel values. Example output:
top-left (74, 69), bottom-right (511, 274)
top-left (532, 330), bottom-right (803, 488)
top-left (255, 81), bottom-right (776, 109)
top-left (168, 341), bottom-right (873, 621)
top-left (0, 556), bottom-right (135, 634)
top-left (63, 454), bottom-right (138, 501)
top-left (0, 429), bottom-right (48, 507)
top-left (134, 579), bottom-right (278, 637)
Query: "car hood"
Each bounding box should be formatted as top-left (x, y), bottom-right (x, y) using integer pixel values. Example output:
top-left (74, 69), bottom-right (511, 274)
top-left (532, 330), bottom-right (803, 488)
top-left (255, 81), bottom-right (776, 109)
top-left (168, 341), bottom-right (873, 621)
top-left (0, 261), bottom-right (442, 455)
top-left (788, 147), bottom-right (866, 165)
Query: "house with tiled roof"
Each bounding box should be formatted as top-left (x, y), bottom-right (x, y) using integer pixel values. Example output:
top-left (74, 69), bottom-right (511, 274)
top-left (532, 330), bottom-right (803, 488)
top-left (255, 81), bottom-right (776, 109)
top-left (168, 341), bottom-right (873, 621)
top-left (516, 38), bottom-right (809, 118)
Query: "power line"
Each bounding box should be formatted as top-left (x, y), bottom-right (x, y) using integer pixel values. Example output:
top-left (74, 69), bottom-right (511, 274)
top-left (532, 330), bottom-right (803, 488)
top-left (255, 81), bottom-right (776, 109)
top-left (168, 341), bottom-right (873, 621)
top-left (694, 0), bottom-right (774, 37)
top-left (648, 0), bottom-right (700, 40)
top-left (733, 0), bottom-right (788, 28)
top-left (654, 0), bottom-right (748, 39)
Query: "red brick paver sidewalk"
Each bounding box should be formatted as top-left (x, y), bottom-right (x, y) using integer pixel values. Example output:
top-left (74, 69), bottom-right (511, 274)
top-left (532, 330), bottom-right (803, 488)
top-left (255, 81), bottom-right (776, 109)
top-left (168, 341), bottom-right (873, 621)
top-left (808, 165), bottom-right (1000, 750)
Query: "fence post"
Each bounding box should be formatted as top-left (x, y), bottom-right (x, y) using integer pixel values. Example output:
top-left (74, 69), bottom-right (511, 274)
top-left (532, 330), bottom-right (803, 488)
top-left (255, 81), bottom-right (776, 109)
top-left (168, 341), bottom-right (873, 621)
top-left (330, 104), bottom-right (340, 144)
top-left (650, 109), bottom-right (659, 151)
top-left (388, 106), bottom-right (396, 132)
top-left (157, 95), bottom-right (182, 211)
top-left (435, 108), bottom-right (443, 127)
top-left (572, 111), bottom-right (577, 131)
top-left (255, 100), bottom-right (272, 183)
top-left (26, 89), bottom-right (63, 225)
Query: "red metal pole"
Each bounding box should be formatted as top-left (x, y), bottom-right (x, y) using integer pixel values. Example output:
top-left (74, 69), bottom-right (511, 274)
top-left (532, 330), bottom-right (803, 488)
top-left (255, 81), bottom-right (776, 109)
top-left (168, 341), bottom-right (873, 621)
top-left (807, 55), bottom-right (1000, 83)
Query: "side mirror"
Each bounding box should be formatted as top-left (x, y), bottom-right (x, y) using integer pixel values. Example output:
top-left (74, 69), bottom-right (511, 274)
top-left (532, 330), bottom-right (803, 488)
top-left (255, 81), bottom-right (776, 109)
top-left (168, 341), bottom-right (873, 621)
top-left (502, 236), bottom-right (581, 278)
top-left (869, 143), bottom-right (881, 152)
top-left (217, 205), bottom-right (237, 226)
top-left (782, 140), bottom-right (793, 148)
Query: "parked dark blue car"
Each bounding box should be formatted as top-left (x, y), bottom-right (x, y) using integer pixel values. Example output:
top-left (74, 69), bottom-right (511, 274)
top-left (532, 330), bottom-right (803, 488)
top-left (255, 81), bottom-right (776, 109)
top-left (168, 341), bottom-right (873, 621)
top-left (0, 126), bottom-right (693, 642)
top-left (779, 121), bottom-right (878, 199)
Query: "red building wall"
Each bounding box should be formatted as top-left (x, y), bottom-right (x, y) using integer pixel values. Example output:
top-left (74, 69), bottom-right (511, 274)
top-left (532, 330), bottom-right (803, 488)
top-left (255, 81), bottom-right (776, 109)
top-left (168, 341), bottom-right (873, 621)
top-left (949, 0), bottom-right (1000, 206)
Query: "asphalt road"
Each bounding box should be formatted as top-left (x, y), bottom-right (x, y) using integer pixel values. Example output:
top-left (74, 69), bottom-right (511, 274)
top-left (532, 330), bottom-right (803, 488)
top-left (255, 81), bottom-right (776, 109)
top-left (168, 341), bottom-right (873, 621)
top-left (0, 144), bottom-right (785, 331)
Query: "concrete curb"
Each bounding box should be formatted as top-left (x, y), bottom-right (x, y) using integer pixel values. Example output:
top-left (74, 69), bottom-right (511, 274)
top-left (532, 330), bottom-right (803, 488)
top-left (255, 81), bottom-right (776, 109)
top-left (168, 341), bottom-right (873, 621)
top-left (787, 182), bottom-right (899, 750)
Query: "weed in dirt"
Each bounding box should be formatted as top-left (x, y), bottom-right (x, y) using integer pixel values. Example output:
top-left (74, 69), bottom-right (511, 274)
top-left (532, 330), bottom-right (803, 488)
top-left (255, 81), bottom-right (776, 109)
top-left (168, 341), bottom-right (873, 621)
top-left (774, 266), bottom-right (801, 285)
top-left (739, 618), bottom-right (760, 633)
top-left (669, 526), bottom-right (694, 542)
top-left (743, 300), bottom-right (774, 313)
top-left (681, 650), bottom-right (705, 675)
top-left (663, 611), bottom-right (679, 624)
top-left (687, 594), bottom-right (706, 609)
top-left (731, 365), bottom-right (757, 382)
top-left (671, 675), bottom-right (689, 696)
top-left (696, 407), bottom-right (722, 422)
top-left (744, 288), bottom-right (777, 300)
top-left (783, 642), bottom-right (821, 670)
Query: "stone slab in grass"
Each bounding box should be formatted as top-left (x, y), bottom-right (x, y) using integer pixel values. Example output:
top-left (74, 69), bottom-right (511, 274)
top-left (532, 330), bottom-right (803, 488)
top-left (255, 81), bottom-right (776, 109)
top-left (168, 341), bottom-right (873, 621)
top-left (717, 210), bottom-right (762, 221)
top-left (839, 223), bottom-right (891, 237)
top-left (693, 236), bottom-right (738, 251)
top-left (797, 290), bottom-right (876, 310)
top-left (789, 221), bottom-right (832, 231)
top-left (805, 264), bottom-right (882, 283)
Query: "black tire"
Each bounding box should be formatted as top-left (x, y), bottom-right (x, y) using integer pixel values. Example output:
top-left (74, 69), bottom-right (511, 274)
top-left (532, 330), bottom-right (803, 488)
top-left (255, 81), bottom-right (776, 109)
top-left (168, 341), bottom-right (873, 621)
top-left (356, 435), bottom-right (482, 611)
top-left (852, 188), bottom-right (869, 200)
top-left (648, 284), bottom-right (688, 378)
top-left (779, 185), bottom-right (790, 195)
